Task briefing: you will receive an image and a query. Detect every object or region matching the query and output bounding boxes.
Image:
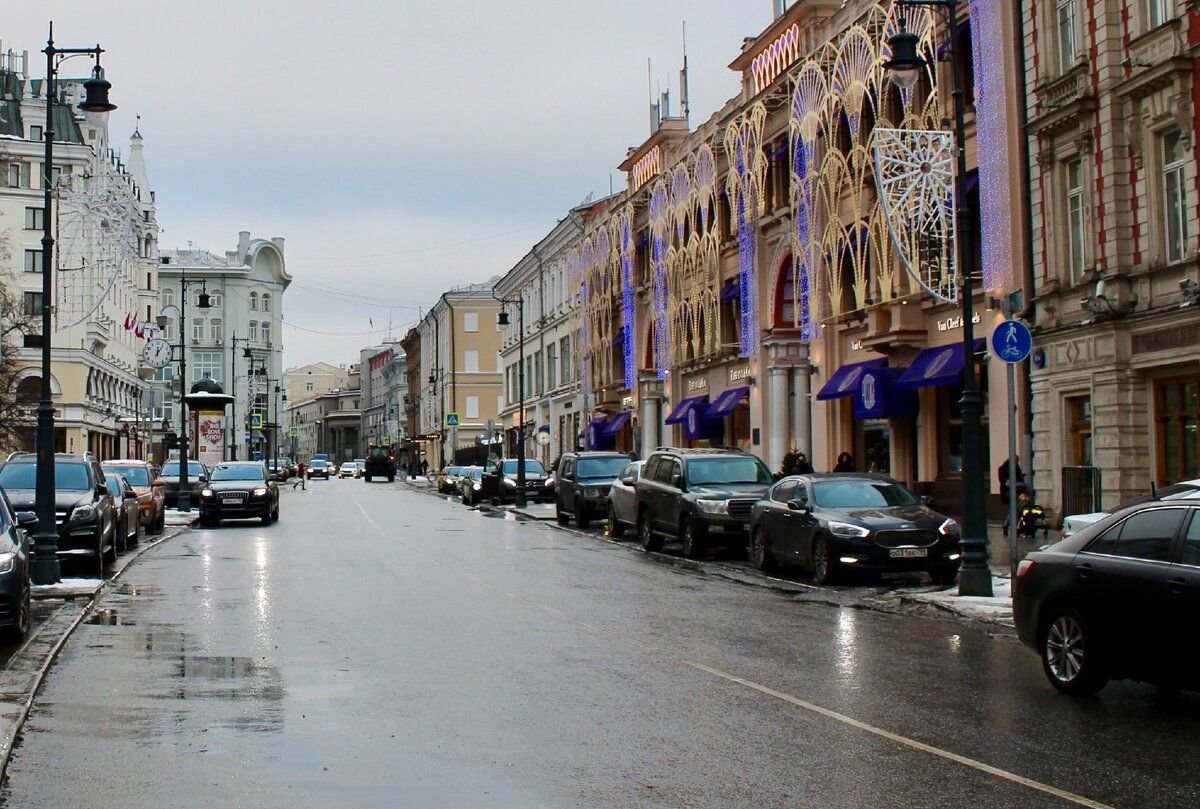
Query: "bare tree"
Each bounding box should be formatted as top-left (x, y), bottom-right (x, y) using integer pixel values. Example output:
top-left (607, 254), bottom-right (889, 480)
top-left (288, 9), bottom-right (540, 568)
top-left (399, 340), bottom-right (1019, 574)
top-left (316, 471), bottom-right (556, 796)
top-left (0, 214), bottom-right (40, 453)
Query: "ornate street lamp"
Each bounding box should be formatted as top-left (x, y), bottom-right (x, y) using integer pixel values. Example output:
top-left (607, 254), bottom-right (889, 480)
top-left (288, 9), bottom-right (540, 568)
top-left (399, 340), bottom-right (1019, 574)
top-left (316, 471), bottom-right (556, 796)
top-left (496, 301), bottom-right (526, 508)
top-left (886, 0), bottom-right (992, 597)
top-left (174, 276), bottom-right (211, 512)
top-left (32, 26), bottom-right (117, 585)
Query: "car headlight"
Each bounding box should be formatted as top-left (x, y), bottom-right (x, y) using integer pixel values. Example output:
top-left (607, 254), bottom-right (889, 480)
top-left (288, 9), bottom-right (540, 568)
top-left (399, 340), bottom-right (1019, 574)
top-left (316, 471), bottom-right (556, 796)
top-left (253, 488), bottom-right (268, 497)
top-left (71, 504), bottom-right (96, 522)
top-left (201, 489), bottom-right (214, 498)
top-left (695, 499), bottom-right (729, 515)
top-left (0, 552), bottom-right (14, 574)
top-left (938, 518), bottom-right (959, 536)
top-left (502, 478), bottom-right (516, 487)
top-left (473, 483), bottom-right (482, 491)
top-left (828, 520), bottom-right (870, 539)
top-left (544, 478), bottom-right (555, 487)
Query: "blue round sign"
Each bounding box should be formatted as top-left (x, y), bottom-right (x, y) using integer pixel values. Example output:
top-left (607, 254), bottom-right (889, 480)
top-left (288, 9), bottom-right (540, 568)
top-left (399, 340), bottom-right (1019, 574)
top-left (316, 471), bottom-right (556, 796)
top-left (992, 319), bottom-right (1033, 364)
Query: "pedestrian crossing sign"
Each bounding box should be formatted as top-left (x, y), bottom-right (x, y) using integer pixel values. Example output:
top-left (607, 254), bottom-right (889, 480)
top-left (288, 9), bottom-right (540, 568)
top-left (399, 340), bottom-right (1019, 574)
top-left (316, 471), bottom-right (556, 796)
top-left (444, 412), bottom-right (460, 428)
top-left (250, 413), bottom-right (263, 429)
top-left (288, 425), bottom-right (299, 437)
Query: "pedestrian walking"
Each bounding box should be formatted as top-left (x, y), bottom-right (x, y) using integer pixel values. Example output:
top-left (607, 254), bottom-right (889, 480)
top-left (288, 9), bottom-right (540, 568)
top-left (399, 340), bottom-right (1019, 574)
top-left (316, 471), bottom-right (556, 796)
top-left (833, 451), bottom-right (855, 473)
top-left (420, 459), bottom-right (428, 478)
top-left (294, 462), bottom-right (306, 490)
top-left (628, 450), bottom-right (639, 462)
top-left (999, 456), bottom-right (1025, 536)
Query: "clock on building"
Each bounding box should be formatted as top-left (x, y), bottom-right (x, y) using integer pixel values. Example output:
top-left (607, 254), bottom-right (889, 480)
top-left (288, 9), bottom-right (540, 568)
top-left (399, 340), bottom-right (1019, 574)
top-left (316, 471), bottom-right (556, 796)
top-left (143, 338), bottom-right (174, 369)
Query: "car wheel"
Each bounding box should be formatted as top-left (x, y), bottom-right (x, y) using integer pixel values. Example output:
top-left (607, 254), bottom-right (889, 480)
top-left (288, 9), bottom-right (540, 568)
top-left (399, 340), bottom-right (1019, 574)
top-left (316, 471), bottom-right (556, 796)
top-left (94, 527), bottom-right (106, 578)
top-left (811, 536), bottom-right (836, 586)
top-left (750, 528), bottom-right (773, 572)
top-left (681, 517), bottom-right (705, 560)
top-left (115, 517), bottom-right (127, 554)
top-left (608, 504), bottom-right (625, 538)
top-left (365, 475), bottom-right (372, 482)
top-left (3, 586), bottom-right (30, 643)
top-left (129, 517), bottom-right (141, 547)
top-left (261, 507), bottom-right (271, 526)
top-left (1040, 607), bottom-right (1108, 695)
top-left (639, 511), bottom-right (662, 553)
top-left (388, 474), bottom-right (395, 482)
top-left (104, 523), bottom-right (118, 563)
top-left (556, 505), bottom-right (570, 526)
top-left (272, 504), bottom-right (280, 522)
top-left (575, 500), bottom-right (590, 529)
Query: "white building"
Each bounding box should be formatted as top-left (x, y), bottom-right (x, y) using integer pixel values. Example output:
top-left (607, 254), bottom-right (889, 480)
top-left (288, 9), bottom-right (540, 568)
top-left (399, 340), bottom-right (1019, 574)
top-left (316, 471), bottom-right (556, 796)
top-left (156, 232), bottom-right (290, 462)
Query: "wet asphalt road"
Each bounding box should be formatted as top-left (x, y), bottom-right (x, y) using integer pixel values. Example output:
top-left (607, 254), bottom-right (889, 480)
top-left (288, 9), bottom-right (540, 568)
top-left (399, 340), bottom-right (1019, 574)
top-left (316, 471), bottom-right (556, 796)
top-left (3, 480), bottom-right (1198, 808)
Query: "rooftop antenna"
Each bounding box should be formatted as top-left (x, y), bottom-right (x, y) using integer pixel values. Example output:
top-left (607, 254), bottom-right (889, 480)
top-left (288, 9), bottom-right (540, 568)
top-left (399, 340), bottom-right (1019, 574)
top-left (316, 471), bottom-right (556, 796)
top-left (680, 20), bottom-right (690, 124)
top-left (648, 58), bottom-right (660, 132)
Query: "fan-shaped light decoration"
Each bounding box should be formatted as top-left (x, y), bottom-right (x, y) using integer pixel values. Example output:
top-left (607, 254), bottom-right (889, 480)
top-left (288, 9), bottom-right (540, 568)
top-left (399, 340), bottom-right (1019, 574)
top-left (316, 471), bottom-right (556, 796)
top-left (873, 127), bottom-right (958, 303)
top-left (649, 181), bottom-right (671, 378)
top-left (831, 26), bottom-right (877, 142)
top-left (724, 102), bottom-right (768, 357)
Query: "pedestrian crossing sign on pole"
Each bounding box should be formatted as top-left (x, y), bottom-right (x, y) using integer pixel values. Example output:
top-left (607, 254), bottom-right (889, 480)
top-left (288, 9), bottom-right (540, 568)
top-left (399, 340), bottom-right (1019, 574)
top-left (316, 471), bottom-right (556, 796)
top-left (288, 425), bottom-right (299, 437)
top-left (444, 412), bottom-right (460, 428)
top-left (250, 413), bottom-right (263, 430)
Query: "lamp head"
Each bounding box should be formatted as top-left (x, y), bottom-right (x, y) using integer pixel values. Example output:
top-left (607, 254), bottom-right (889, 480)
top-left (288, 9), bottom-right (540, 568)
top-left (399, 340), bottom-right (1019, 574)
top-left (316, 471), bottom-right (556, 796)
top-left (155, 314), bottom-right (169, 330)
top-left (197, 291), bottom-right (212, 309)
top-left (79, 62), bottom-right (117, 114)
top-left (243, 346), bottom-right (252, 359)
top-left (885, 29), bottom-right (924, 90)
top-left (497, 311), bottom-right (511, 326)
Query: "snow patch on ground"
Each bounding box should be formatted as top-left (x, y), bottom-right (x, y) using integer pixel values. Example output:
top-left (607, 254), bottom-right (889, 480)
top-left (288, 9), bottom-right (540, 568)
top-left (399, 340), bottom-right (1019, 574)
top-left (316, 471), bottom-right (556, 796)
top-left (886, 574), bottom-right (1014, 626)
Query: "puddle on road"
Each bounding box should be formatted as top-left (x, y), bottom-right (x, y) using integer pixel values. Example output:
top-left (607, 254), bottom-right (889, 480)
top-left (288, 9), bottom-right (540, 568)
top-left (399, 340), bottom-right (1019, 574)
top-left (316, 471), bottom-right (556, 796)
top-left (178, 655), bottom-right (259, 680)
top-left (85, 609), bottom-right (135, 626)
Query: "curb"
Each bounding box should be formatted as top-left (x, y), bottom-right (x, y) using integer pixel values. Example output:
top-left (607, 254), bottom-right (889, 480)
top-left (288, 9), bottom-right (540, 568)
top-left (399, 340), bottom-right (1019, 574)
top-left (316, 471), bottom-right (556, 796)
top-left (0, 523), bottom-right (190, 780)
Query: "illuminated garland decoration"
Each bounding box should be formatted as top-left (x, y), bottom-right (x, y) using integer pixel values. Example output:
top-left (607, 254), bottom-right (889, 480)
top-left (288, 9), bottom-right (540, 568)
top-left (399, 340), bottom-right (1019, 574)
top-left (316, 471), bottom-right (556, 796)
top-left (568, 246), bottom-right (591, 397)
top-left (619, 211), bottom-right (636, 390)
top-left (968, 0), bottom-right (1011, 292)
top-left (724, 103), bottom-right (767, 356)
top-left (649, 181), bottom-right (671, 378)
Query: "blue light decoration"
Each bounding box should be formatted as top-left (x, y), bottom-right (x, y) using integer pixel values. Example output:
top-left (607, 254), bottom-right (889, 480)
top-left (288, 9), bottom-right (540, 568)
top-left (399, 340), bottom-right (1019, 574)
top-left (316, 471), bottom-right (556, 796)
top-left (620, 214), bottom-right (637, 390)
top-left (724, 105), bottom-right (766, 357)
top-left (649, 182), bottom-right (671, 379)
top-left (968, 0), bottom-right (1012, 292)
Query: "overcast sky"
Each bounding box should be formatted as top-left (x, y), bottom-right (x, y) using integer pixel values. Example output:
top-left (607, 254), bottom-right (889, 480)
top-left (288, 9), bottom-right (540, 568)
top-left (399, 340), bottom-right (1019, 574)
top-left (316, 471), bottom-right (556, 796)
top-left (12, 1), bottom-right (774, 368)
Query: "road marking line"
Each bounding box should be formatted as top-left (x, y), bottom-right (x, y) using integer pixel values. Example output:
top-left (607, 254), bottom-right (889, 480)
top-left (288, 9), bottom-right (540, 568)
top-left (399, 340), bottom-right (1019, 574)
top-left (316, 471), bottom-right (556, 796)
top-left (680, 659), bottom-right (1113, 809)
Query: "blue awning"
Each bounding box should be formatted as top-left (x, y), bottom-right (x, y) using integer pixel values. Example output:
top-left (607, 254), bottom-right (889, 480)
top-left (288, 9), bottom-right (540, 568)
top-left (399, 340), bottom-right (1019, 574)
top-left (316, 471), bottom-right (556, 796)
top-left (601, 411), bottom-right (631, 437)
top-left (705, 386), bottom-right (750, 419)
top-left (854, 367), bottom-right (919, 420)
top-left (896, 338), bottom-right (987, 390)
top-left (664, 395), bottom-right (709, 425)
top-left (815, 358), bottom-right (886, 401)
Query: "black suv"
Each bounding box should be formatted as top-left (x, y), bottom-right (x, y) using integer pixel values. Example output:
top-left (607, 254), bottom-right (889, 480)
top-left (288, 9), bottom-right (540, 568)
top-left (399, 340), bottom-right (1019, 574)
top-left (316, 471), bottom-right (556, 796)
top-left (0, 452), bottom-right (116, 577)
top-left (363, 446), bottom-right (396, 482)
top-left (555, 451), bottom-right (631, 528)
top-left (635, 447), bottom-right (773, 558)
top-left (481, 457), bottom-right (553, 505)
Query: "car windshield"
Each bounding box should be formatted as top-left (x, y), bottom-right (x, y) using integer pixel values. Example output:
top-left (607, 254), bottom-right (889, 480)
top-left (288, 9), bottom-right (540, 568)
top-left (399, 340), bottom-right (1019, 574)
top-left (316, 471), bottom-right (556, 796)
top-left (0, 462), bottom-right (91, 490)
top-left (340, 463), bottom-right (356, 469)
top-left (211, 466), bottom-right (265, 482)
top-left (162, 462), bottom-right (206, 477)
top-left (467, 468), bottom-right (482, 480)
top-left (104, 466), bottom-right (149, 486)
top-left (811, 479), bottom-right (918, 509)
top-left (577, 457), bottom-right (630, 478)
top-left (502, 460), bottom-right (546, 475)
top-left (369, 448), bottom-right (389, 459)
top-left (686, 458), bottom-right (772, 486)
top-left (311, 460), bottom-right (328, 468)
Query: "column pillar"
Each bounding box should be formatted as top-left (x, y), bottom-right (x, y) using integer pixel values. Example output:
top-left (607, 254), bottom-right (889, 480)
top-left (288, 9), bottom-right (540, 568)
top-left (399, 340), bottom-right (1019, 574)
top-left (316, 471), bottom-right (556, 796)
top-left (640, 396), bottom-right (659, 454)
top-left (791, 365), bottom-right (811, 455)
top-left (767, 365), bottom-right (789, 472)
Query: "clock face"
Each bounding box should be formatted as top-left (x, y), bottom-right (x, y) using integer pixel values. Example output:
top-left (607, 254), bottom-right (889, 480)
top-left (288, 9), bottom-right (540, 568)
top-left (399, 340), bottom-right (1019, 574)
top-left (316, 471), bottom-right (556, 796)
top-left (143, 338), bottom-right (173, 369)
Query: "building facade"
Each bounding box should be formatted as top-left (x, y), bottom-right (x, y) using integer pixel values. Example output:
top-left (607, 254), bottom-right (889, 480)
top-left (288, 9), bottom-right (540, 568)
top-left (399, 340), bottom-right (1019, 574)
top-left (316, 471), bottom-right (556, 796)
top-left (1025, 0), bottom-right (1200, 517)
top-left (359, 341), bottom-right (406, 455)
top-left (157, 232), bottom-right (290, 462)
top-left (282, 361), bottom-right (349, 407)
top-left (0, 46), bottom-right (160, 460)
top-left (400, 327), bottom-right (422, 469)
top-left (285, 382), bottom-right (360, 464)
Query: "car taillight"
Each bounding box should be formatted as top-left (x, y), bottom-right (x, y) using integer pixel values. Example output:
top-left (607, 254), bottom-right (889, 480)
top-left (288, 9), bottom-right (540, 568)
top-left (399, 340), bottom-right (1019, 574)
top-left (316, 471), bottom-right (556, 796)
top-left (1016, 559), bottom-right (1035, 580)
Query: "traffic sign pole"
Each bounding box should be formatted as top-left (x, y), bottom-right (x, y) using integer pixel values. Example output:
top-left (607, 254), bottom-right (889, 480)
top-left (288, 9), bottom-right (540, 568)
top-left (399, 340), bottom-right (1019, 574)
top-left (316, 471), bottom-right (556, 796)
top-left (992, 318), bottom-right (1033, 580)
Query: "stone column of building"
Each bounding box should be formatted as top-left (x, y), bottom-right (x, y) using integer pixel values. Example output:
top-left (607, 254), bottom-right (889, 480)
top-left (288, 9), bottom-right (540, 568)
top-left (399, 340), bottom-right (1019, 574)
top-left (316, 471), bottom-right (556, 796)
top-left (791, 366), bottom-right (811, 457)
top-left (640, 396), bottom-right (660, 455)
top-left (767, 365), bottom-right (790, 472)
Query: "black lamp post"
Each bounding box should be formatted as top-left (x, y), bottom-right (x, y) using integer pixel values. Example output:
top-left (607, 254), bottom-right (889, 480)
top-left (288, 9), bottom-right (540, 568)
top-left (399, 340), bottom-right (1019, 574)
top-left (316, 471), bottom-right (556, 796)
top-left (886, 0), bottom-right (991, 597)
top-left (174, 277), bottom-right (211, 512)
top-left (497, 300), bottom-right (526, 508)
top-left (227, 337), bottom-right (252, 460)
top-left (31, 26), bottom-right (117, 585)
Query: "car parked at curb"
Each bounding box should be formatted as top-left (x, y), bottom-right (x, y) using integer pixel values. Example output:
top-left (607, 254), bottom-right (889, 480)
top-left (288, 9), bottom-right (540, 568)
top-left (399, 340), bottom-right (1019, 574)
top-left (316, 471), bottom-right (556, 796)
top-left (748, 474), bottom-right (961, 585)
top-left (481, 458), bottom-right (553, 505)
top-left (635, 447), bottom-right (773, 559)
top-left (459, 467), bottom-right (484, 505)
top-left (1060, 479), bottom-right (1200, 537)
top-left (105, 473), bottom-right (142, 554)
top-left (606, 460), bottom-right (644, 538)
top-left (199, 462), bottom-right (279, 527)
top-left (0, 489), bottom-right (33, 641)
top-left (100, 460), bottom-right (164, 535)
top-left (438, 466), bottom-right (464, 494)
top-left (159, 460), bottom-right (209, 509)
top-left (1015, 500), bottom-right (1200, 695)
top-left (555, 451), bottom-right (630, 529)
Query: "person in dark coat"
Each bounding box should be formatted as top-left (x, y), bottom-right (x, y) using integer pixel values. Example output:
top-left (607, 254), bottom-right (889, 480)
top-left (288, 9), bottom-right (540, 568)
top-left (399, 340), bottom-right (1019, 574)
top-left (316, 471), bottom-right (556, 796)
top-left (792, 453), bottom-right (815, 474)
top-left (833, 452), bottom-right (854, 473)
top-left (999, 456), bottom-right (1025, 536)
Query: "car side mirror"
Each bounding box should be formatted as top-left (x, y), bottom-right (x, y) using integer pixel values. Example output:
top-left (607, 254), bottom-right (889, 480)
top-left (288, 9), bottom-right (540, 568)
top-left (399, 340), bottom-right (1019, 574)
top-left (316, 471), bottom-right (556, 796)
top-left (787, 499), bottom-right (810, 514)
top-left (920, 495), bottom-right (933, 507)
top-left (670, 472), bottom-right (684, 490)
top-left (15, 511), bottom-right (37, 531)
top-left (97, 485), bottom-right (108, 497)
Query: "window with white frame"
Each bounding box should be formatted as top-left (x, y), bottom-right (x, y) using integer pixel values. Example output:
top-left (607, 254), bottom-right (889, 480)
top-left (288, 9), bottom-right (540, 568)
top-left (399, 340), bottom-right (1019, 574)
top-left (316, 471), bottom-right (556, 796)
top-left (249, 320), bottom-right (258, 341)
top-left (1146, 0), bottom-right (1171, 29)
top-left (463, 311), bottom-right (478, 332)
top-left (152, 367), bottom-right (174, 422)
top-left (1056, 0), bottom-right (1078, 74)
top-left (464, 349), bottom-right (479, 373)
top-left (24, 207), bottom-right (44, 230)
top-left (23, 250), bottom-right (42, 272)
top-left (262, 293), bottom-right (271, 313)
top-left (1163, 129), bottom-right (1189, 263)
top-left (209, 289), bottom-right (223, 307)
top-left (193, 352), bottom-right (222, 383)
top-left (210, 318), bottom-right (223, 343)
top-left (163, 320), bottom-right (176, 342)
top-left (161, 288), bottom-right (174, 308)
top-left (7, 162), bottom-right (30, 188)
top-left (546, 343), bottom-right (557, 389)
top-left (1065, 158), bottom-right (1087, 283)
top-left (249, 292), bottom-right (259, 311)
top-left (192, 318), bottom-right (205, 341)
top-left (261, 322), bottom-right (271, 345)
top-left (466, 396), bottom-right (480, 419)
top-left (559, 336), bottom-right (571, 382)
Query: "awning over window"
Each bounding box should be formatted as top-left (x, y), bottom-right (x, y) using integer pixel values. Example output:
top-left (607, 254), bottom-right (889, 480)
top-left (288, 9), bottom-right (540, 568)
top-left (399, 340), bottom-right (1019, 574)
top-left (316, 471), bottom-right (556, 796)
top-left (601, 411), bottom-right (631, 437)
top-left (815, 358), bottom-right (886, 401)
top-left (664, 395), bottom-right (709, 425)
top-left (705, 386), bottom-right (750, 419)
top-left (896, 338), bottom-right (987, 390)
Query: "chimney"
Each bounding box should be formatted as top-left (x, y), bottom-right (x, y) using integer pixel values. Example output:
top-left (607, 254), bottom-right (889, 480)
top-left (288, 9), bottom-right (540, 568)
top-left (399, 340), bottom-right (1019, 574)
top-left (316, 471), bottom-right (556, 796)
top-left (271, 237), bottom-right (286, 254)
top-left (237, 230), bottom-right (250, 260)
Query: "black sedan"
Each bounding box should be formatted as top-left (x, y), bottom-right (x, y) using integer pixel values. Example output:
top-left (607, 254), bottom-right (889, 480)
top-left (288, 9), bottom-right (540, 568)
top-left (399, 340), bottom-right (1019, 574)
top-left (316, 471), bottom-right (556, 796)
top-left (1014, 500), bottom-right (1200, 695)
top-left (198, 462), bottom-right (279, 527)
top-left (306, 460), bottom-right (332, 480)
top-left (748, 474), bottom-right (961, 585)
top-left (459, 467), bottom-right (484, 505)
top-left (105, 473), bottom-right (141, 553)
top-left (160, 460), bottom-right (209, 509)
top-left (0, 489), bottom-right (32, 641)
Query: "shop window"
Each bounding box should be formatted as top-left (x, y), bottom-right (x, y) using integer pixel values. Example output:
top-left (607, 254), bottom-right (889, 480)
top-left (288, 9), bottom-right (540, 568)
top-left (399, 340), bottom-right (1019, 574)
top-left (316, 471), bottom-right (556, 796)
top-left (1162, 129), bottom-right (1188, 264)
top-left (939, 370), bottom-right (989, 477)
top-left (1067, 395), bottom-right (1093, 466)
top-left (1156, 377), bottom-right (1200, 485)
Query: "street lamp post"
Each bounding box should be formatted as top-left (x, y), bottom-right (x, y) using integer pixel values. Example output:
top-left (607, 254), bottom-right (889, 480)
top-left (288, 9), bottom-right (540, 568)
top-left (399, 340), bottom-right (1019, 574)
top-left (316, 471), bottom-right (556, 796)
top-left (228, 336), bottom-right (251, 460)
top-left (496, 298), bottom-right (526, 508)
top-left (31, 25), bottom-right (118, 585)
top-left (174, 276), bottom-right (212, 512)
top-left (886, 0), bottom-right (991, 597)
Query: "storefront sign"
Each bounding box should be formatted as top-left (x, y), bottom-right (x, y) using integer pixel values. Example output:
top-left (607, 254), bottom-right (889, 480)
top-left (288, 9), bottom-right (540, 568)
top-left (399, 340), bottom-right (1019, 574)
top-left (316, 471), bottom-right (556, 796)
top-left (936, 312), bottom-right (982, 332)
top-left (729, 366), bottom-right (750, 383)
top-left (1132, 323), bottom-right (1200, 354)
top-left (851, 339), bottom-right (864, 351)
top-left (621, 396), bottom-right (633, 408)
top-left (854, 369), bottom-right (919, 420)
top-left (686, 377), bottom-right (707, 392)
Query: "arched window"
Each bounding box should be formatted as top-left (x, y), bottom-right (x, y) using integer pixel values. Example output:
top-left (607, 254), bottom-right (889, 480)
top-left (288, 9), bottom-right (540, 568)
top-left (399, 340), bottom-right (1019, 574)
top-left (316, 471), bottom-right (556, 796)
top-left (249, 292), bottom-right (259, 311)
top-left (161, 288), bottom-right (174, 308)
top-left (261, 293), bottom-right (271, 313)
top-left (15, 377), bottom-right (40, 404)
top-left (773, 256), bottom-right (799, 329)
top-left (210, 289), bottom-right (223, 307)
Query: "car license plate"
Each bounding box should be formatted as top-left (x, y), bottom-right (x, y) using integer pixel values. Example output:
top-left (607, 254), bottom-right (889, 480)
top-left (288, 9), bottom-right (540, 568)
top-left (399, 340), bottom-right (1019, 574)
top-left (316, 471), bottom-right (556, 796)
top-left (889, 548), bottom-right (928, 558)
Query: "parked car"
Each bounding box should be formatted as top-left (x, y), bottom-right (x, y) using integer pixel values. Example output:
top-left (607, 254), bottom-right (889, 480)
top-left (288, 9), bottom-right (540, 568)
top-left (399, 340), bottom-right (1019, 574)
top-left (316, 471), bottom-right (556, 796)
top-left (635, 447), bottom-right (773, 559)
top-left (749, 474), bottom-right (961, 585)
top-left (338, 461), bottom-right (360, 479)
top-left (555, 451), bottom-right (631, 528)
top-left (307, 459), bottom-right (332, 479)
top-left (267, 459), bottom-right (291, 481)
top-left (101, 459), bottom-right (165, 534)
top-left (105, 473), bottom-right (142, 553)
top-left (199, 462), bottom-right (280, 527)
top-left (1061, 479), bottom-right (1200, 537)
top-left (606, 460), bottom-right (645, 538)
top-left (0, 489), bottom-right (33, 641)
top-left (0, 452), bottom-right (116, 577)
top-left (160, 460), bottom-right (209, 509)
top-left (1015, 500), bottom-right (1200, 695)
top-left (437, 466), bottom-right (463, 494)
top-left (481, 458), bottom-right (554, 505)
top-left (459, 467), bottom-right (484, 505)
top-left (363, 446), bottom-right (396, 482)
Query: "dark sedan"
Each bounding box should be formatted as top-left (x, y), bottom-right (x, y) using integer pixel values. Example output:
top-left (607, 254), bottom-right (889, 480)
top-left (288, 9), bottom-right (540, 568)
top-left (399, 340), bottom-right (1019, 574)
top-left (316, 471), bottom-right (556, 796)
top-left (306, 459), bottom-right (332, 480)
top-left (0, 490), bottom-right (33, 641)
top-left (748, 474), bottom-right (961, 585)
top-left (105, 474), bottom-right (141, 553)
top-left (198, 462), bottom-right (279, 527)
top-left (1014, 500), bottom-right (1200, 695)
top-left (160, 460), bottom-right (209, 509)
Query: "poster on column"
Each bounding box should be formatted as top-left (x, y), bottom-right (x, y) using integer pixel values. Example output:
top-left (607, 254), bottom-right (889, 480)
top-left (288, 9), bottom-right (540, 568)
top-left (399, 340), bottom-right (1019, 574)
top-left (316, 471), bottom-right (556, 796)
top-left (196, 412), bottom-right (225, 463)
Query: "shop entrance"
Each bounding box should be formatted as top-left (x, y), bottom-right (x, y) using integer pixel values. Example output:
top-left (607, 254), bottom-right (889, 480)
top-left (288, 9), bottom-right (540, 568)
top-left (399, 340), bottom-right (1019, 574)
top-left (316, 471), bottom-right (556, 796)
top-left (856, 419), bottom-right (891, 475)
